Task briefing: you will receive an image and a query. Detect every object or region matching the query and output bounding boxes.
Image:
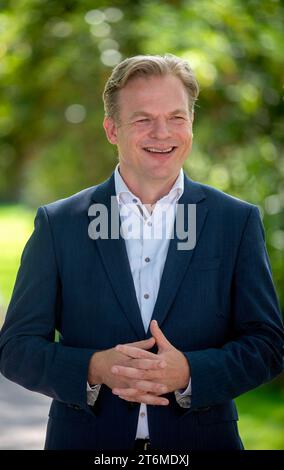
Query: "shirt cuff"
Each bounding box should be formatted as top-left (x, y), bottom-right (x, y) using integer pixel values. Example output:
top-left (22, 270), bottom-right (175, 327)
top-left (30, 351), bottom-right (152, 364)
top-left (178, 378), bottom-right (192, 396)
top-left (174, 378), bottom-right (192, 409)
top-left (86, 382), bottom-right (101, 406)
top-left (87, 382), bottom-right (99, 391)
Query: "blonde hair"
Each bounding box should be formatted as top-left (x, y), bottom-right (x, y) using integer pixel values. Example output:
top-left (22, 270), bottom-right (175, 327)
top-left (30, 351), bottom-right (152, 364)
top-left (103, 54), bottom-right (199, 122)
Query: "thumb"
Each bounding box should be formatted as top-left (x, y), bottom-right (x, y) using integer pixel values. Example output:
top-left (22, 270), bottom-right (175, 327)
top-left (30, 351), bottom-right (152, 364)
top-left (150, 320), bottom-right (171, 350)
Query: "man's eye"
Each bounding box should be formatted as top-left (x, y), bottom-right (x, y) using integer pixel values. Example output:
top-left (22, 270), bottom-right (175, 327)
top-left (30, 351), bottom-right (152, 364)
top-left (136, 119), bottom-right (150, 123)
top-left (172, 116), bottom-right (184, 120)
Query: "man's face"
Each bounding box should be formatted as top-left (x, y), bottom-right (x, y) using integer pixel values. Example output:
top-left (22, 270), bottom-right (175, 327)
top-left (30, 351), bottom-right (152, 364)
top-left (103, 74), bottom-right (193, 184)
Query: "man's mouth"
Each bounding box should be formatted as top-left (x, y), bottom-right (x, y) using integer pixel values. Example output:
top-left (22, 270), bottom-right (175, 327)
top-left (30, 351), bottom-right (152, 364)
top-left (143, 146), bottom-right (177, 155)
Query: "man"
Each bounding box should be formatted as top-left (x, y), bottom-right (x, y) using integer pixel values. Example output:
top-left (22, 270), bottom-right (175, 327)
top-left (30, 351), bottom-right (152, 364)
top-left (0, 54), bottom-right (283, 451)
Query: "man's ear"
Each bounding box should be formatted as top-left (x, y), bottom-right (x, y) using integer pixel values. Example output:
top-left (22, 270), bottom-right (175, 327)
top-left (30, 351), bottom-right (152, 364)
top-left (103, 117), bottom-right (118, 144)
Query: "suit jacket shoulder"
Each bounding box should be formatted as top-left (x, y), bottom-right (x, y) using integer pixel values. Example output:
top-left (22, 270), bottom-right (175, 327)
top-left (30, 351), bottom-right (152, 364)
top-left (191, 179), bottom-right (256, 212)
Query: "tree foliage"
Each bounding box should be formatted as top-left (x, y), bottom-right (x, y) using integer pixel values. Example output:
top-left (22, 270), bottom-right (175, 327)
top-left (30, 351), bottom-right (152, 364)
top-left (0, 0), bottom-right (283, 308)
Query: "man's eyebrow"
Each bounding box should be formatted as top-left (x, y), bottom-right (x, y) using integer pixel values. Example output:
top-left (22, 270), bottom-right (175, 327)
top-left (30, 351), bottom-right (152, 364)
top-left (129, 109), bottom-right (188, 119)
top-left (169, 109), bottom-right (188, 115)
top-left (129, 111), bottom-right (152, 119)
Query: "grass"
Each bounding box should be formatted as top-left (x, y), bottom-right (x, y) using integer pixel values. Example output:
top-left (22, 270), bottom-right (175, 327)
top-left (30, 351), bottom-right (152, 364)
top-left (236, 382), bottom-right (284, 449)
top-left (0, 204), bottom-right (35, 311)
top-left (0, 204), bottom-right (283, 449)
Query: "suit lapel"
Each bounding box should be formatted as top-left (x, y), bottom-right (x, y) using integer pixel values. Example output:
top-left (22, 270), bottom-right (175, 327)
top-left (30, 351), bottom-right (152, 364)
top-left (148, 175), bottom-right (208, 334)
top-left (89, 175), bottom-right (145, 340)
top-left (89, 173), bottom-right (208, 340)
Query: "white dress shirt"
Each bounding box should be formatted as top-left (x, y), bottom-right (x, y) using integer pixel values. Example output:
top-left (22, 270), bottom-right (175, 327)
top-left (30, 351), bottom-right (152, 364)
top-left (87, 165), bottom-right (191, 439)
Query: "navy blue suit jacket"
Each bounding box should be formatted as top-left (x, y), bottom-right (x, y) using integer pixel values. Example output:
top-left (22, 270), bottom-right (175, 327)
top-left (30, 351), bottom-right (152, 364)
top-left (0, 173), bottom-right (283, 450)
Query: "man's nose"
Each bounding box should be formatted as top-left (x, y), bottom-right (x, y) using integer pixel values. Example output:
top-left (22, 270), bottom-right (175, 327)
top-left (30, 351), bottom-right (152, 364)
top-left (149, 119), bottom-right (172, 139)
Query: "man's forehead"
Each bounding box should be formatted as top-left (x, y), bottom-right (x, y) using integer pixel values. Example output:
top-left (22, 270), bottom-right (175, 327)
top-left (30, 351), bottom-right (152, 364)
top-left (117, 75), bottom-right (189, 116)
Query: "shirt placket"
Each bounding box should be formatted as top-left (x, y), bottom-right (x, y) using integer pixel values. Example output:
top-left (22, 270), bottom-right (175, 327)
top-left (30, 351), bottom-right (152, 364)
top-left (138, 212), bottom-right (154, 332)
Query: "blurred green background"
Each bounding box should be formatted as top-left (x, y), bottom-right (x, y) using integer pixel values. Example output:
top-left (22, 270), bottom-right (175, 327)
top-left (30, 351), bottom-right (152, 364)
top-left (0, 0), bottom-right (283, 449)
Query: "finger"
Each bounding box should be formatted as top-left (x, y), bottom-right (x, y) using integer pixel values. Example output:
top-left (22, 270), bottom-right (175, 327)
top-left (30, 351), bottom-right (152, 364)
top-left (116, 392), bottom-right (169, 406)
top-left (113, 381), bottom-right (167, 395)
top-left (115, 344), bottom-right (157, 359)
top-left (150, 320), bottom-right (171, 347)
top-left (111, 365), bottom-right (162, 381)
top-left (131, 358), bottom-right (167, 370)
top-left (135, 381), bottom-right (167, 394)
top-left (127, 337), bottom-right (155, 349)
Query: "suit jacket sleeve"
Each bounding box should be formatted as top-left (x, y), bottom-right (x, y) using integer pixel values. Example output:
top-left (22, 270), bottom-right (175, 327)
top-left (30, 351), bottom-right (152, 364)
top-left (184, 206), bottom-right (284, 409)
top-left (0, 207), bottom-right (97, 411)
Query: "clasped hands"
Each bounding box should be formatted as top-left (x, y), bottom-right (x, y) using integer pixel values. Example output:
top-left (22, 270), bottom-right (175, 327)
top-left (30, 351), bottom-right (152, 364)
top-left (88, 320), bottom-right (190, 406)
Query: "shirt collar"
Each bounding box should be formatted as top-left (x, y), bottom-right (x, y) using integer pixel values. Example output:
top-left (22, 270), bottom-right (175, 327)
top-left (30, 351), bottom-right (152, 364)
top-left (114, 164), bottom-right (184, 205)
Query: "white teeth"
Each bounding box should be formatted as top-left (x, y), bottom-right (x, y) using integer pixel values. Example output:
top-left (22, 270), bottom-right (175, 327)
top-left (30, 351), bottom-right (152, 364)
top-left (145, 147), bottom-right (174, 153)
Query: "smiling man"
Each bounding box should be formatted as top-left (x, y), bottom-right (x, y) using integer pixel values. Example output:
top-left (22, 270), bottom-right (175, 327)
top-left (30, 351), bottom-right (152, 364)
top-left (103, 73), bottom-right (194, 206)
top-left (0, 54), bottom-right (283, 452)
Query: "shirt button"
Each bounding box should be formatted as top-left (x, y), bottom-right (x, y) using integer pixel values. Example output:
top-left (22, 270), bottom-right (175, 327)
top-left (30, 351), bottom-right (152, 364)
top-left (140, 412), bottom-right (146, 418)
top-left (132, 198), bottom-right (138, 203)
top-left (144, 293), bottom-right (150, 299)
top-left (145, 257), bottom-right (150, 263)
top-left (147, 221), bottom-right (152, 227)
